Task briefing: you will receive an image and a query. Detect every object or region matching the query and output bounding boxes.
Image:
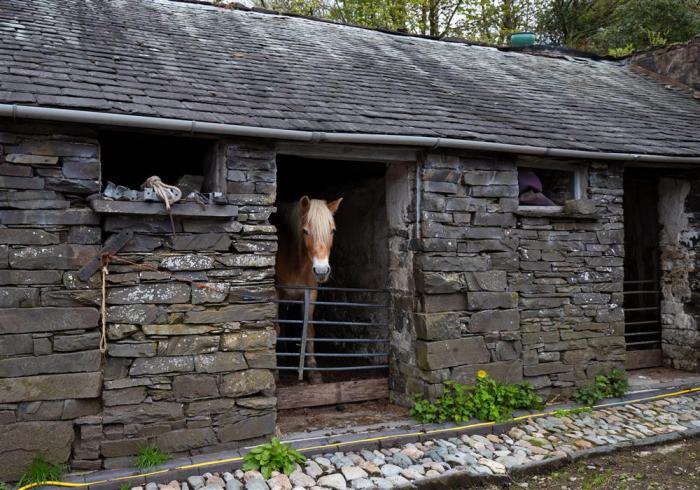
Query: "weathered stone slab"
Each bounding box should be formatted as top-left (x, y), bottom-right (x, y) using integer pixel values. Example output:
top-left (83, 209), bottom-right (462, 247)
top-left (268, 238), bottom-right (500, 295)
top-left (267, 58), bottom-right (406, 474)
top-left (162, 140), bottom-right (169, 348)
top-left (452, 360), bottom-right (523, 384)
top-left (418, 255), bottom-right (490, 272)
top-left (0, 209), bottom-right (99, 225)
top-left (100, 437), bottom-right (148, 458)
top-left (5, 153), bottom-right (59, 165)
top-left (130, 356), bottom-right (194, 375)
top-left (0, 350), bottom-right (102, 378)
top-left (217, 411), bottom-right (276, 443)
top-left (422, 293), bottom-right (467, 313)
top-left (0, 287), bottom-right (40, 307)
top-left (467, 292), bottom-right (518, 310)
top-left (464, 271), bottom-right (507, 292)
top-left (185, 304), bottom-right (276, 324)
top-left (142, 324), bottom-right (217, 336)
top-left (468, 309), bottom-right (519, 332)
top-left (414, 312), bottom-right (461, 341)
top-left (416, 271), bottom-right (462, 294)
top-left (192, 282), bottom-right (230, 304)
top-left (0, 176), bottom-right (44, 189)
top-left (0, 422), bottom-right (74, 481)
top-left (216, 255), bottom-right (275, 268)
top-left (167, 234), bottom-right (233, 251)
top-left (165, 336), bottom-right (219, 355)
top-left (103, 386), bottom-right (147, 407)
top-left (523, 362), bottom-right (572, 377)
top-left (108, 342), bottom-right (157, 357)
top-left (62, 159), bottom-right (99, 179)
top-left (245, 350), bottom-right (276, 369)
top-left (9, 244), bottom-right (100, 269)
top-left (107, 305), bottom-right (166, 324)
top-left (0, 228), bottom-right (59, 245)
top-left (14, 140), bottom-right (98, 158)
top-left (0, 334), bottom-right (33, 356)
top-left (0, 270), bottom-right (62, 285)
top-left (157, 427), bottom-right (218, 452)
top-left (0, 372), bottom-right (102, 403)
top-left (220, 369), bottom-right (274, 397)
top-left (160, 254), bottom-right (215, 271)
top-left (107, 283), bottom-right (191, 305)
top-left (102, 402), bottom-right (184, 424)
top-left (220, 330), bottom-right (275, 351)
top-left (41, 289), bottom-right (100, 307)
top-left (173, 374), bottom-right (220, 400)
top-left (185, 398), bottom-right (237, 417)
top-left (0, 307), bottom-right (98, 334)
top-left (195, 352), bottom-right (247, 373)
top-left (52, 333), bottom-right (101, 352)
top-left (416, 337), bottom-right (490, 370)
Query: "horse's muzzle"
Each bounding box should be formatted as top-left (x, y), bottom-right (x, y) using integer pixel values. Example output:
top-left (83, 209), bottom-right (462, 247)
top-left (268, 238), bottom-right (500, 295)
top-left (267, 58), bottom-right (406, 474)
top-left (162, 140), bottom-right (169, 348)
top-left (313, 264), bottom-right (331, 283)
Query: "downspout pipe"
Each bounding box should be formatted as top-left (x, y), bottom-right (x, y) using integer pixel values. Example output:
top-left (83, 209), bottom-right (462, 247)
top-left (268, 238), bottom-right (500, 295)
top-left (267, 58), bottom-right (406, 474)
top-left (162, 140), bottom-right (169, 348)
top-left (2, 104), bottom-right (700, 165)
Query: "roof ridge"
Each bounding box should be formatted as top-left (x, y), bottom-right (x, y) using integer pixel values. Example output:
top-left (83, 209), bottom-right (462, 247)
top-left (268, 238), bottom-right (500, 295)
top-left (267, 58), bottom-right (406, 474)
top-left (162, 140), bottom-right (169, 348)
top-left (163, 0), bottom-right (612, 60)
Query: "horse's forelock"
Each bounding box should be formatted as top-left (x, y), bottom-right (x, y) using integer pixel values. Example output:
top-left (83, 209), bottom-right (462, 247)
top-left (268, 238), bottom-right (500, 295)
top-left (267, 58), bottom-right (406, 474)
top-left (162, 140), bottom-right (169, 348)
top-left (305, 199), bottom-right (335, 245)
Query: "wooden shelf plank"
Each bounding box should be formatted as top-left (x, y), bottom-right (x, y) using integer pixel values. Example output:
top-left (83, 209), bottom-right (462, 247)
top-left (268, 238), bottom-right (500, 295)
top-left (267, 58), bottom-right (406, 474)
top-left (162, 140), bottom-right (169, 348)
top-left (277, 377), bottom-right (389, 410)
top-left (90, 199), bottom-right (238, 217)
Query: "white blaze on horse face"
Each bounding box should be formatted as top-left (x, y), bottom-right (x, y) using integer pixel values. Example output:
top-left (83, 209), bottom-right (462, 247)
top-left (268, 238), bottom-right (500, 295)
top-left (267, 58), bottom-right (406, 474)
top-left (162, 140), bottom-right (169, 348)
top-left (301, 197), bottom-right (341, 284)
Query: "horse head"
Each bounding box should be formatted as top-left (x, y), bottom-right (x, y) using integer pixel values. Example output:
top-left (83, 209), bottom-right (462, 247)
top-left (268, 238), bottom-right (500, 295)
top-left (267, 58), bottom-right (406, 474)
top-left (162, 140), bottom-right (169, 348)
top-left (299, 195), bottom-right (342, 283)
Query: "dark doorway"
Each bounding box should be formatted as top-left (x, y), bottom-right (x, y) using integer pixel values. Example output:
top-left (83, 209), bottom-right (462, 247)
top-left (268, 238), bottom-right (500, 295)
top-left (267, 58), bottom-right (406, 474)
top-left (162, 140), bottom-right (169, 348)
top-left (624, 169), bottom-right (662, 369)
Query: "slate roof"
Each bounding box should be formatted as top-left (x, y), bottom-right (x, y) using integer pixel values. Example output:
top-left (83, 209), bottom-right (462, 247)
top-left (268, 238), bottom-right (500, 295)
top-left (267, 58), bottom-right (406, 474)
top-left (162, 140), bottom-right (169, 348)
top-left (0, 0), bottom-right (699, 157)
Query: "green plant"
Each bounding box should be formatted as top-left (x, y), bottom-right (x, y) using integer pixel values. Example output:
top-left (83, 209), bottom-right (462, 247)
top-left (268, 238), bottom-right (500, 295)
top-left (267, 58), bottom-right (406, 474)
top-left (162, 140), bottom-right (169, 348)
top-left (243, 437), bottom-right (306, 479)
top-left (134, 445), bottom-right (170, 471)
top-left (120, 484), bottom-right (131, 490)
top-left (411, 373), bottom-right (544, 424)
top-left (551, 406), bottom-right (592, 418)
top-left (574, 370), bottom-right (628, 406)
top-left (17, 454), bottom-right (66, 487)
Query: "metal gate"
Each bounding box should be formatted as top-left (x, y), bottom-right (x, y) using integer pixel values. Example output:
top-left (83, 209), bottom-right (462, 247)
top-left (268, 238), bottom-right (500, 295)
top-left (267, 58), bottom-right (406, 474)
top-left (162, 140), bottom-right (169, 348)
top-left (275, 285), bottom-right (391, 381)
top-left (624, 279), bottom-right (662, 369)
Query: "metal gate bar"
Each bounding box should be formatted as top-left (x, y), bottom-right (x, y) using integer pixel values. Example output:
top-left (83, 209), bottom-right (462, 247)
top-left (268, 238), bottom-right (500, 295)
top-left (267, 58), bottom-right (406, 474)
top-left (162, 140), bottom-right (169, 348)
top-left (276, 284), bottom-right (391, 381)
top-left (623, 279), bottom-right (661, 352)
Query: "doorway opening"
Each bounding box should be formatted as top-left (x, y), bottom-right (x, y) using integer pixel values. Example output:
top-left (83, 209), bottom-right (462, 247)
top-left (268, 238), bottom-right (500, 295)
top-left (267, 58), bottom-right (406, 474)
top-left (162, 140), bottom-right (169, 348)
top-left (624, 169), bottom-right (662, 369)
top-left (273, 155), bottom-right (392, 408)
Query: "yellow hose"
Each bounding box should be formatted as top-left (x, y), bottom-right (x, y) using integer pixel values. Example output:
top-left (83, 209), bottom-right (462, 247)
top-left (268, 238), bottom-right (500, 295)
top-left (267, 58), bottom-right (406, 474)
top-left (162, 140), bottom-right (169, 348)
top-left (17, 386), bottom-right (700, 490)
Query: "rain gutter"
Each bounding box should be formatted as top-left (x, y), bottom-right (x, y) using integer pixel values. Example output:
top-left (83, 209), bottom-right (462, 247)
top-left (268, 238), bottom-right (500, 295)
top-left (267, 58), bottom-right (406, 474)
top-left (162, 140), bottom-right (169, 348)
top-left (2, 104), bottom-right (700, 164)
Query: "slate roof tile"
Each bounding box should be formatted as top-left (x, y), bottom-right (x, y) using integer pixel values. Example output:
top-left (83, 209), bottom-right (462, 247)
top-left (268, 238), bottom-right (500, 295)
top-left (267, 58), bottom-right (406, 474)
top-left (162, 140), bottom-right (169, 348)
top-left (0, 0), bottom-right (698, 156)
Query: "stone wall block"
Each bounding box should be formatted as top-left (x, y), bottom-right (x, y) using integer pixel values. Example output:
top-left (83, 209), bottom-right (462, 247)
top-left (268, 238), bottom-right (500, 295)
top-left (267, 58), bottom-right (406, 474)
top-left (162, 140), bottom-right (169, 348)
top-left (9, 244), bottom-right (100, 269)
top-left (0, 422), bottom-right (75, 481)
top-left (467, 292), bottom-right (518, 310)
top-left (414, 312), bottom-right (461, 341)
top-left (0, 307), bottom-right (99, 334)
top-left (452, 359), bottom-right (523, 384)
top-left (220, 369), bottom-right (274, 397)
top-left (194, 352), bottom-right (247, 373)
top-left (0, 372), bottom-right (102, 403)
top-left (416, 337), bottom-right (490, 370)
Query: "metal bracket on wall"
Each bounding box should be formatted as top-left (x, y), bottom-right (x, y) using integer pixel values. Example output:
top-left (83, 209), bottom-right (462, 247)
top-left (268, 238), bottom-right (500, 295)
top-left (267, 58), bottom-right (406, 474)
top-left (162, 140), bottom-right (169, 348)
top-left (77, 231), bottom-right (134, 281)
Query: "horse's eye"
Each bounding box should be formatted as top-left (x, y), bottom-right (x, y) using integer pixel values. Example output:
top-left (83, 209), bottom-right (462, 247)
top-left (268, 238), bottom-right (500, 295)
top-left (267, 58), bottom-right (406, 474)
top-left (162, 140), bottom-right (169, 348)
top-left (331, 229), bottom-right (336, 235)
top-left (302, 229), bottom-right (309, 235)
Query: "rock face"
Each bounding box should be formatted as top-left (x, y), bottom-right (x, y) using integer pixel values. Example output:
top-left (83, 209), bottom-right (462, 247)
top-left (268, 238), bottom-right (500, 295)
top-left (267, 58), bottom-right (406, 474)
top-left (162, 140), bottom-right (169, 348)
top-left (631, 36), bottom-right (700, 98)
top-left (0, 130), bottom-right (278, 479)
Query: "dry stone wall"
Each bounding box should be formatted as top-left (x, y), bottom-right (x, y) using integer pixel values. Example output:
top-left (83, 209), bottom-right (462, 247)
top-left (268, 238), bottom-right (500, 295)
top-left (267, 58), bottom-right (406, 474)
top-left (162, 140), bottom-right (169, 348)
top-left (401, 152), bottom-right (625, 401)
top-left (659, 176), bottom-right (700, 370)
top-left (0, 123), bottom-right (278, 479)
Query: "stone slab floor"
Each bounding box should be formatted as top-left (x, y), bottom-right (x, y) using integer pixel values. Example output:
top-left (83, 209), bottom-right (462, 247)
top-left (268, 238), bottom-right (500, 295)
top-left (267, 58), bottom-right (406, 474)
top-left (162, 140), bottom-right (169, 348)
top-left (124, 392), bottom-right (700, 490)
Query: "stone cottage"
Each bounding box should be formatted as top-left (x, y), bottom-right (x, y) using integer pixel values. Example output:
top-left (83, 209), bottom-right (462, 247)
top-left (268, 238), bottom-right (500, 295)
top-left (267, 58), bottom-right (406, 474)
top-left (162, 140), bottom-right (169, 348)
top-left (0, 0), bottom-right (699, 480)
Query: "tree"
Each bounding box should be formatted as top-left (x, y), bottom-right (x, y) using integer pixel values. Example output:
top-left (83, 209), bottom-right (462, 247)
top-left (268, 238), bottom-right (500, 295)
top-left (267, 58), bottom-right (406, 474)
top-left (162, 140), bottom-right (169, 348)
top-left (537, 0), bottom-right (700, 55)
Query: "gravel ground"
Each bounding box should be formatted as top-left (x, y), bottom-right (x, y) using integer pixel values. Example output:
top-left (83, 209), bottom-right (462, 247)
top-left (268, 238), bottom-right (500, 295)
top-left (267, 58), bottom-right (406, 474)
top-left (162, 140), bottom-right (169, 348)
top-left (130, 394), bottom-right (700, 490)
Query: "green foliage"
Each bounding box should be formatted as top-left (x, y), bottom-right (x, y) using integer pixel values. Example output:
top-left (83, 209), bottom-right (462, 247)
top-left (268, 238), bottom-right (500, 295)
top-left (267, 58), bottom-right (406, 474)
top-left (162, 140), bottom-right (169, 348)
top-left (119, 484), bottom-right (131, 490)
top-left (411, 374), bottom-right (544, 424)
top-left (134, 445), bottom-right (170, 472)
top-left (0, 482), bottom-right (9, 490)
top-left (17, 454), bottom-right (66, 487)
top-left (551, 406), bottom-right (592, 418)
top-left (574, 369), bottom-right (628, 406)
top-left (242, 437), bottom-right (307, 479)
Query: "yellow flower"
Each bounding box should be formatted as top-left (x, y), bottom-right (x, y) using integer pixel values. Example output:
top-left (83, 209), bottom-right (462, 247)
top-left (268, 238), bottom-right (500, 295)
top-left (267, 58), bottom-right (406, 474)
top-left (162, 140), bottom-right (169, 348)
top-left (477, 370), bottom-right (488, 379)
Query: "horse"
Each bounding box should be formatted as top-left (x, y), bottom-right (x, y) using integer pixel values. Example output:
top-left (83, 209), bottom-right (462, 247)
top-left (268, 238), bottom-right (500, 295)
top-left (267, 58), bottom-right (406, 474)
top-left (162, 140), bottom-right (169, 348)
top-left (275, 195), bottom-right (342, 384)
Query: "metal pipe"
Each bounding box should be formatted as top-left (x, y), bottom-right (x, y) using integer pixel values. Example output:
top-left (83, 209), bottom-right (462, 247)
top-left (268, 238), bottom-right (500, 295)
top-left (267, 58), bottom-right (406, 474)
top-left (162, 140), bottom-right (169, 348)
top-left (415, 157), bottom-right (422, 240)
top-left (2, 104), bottom-right (700, 164)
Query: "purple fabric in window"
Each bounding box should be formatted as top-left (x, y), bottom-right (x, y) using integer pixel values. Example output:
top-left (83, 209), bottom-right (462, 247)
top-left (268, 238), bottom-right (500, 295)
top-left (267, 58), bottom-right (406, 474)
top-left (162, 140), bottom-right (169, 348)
top-left (519, 169), bottom-right (556, 206)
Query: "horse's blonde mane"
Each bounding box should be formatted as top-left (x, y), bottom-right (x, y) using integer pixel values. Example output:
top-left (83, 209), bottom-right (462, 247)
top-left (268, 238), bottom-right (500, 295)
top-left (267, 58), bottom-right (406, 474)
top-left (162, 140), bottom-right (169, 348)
top-left (283, 198), bottom-right (334, 256)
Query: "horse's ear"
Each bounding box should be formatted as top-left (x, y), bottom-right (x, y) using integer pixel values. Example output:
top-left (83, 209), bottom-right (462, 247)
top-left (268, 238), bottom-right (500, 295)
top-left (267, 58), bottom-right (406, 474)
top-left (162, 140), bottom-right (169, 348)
top-left (327, 197), bottom-right (343, 215)
top-left (300, 195), bottom-right (311, 211)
